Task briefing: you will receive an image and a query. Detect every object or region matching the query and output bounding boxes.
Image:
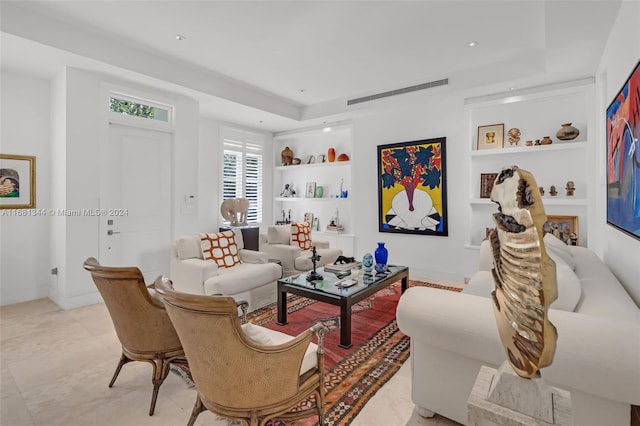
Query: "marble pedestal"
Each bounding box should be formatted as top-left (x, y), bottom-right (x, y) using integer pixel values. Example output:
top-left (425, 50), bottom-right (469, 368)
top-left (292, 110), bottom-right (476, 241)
top-left (467, 362), bottom-right (573, 426)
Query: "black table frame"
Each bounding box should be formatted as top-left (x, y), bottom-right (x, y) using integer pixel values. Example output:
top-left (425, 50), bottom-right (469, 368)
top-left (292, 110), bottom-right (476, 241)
top-left (276, 267), bottom-right (409, 348)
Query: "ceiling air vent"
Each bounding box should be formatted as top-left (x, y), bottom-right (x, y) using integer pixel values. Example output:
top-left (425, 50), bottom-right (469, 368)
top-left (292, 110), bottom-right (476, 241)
top-left (347, 78), bottom-right (449, 106)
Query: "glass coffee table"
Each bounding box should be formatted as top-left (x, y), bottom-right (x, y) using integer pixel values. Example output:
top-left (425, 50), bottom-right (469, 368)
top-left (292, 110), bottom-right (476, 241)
top-left (277, 265), bottom-right (409, 348)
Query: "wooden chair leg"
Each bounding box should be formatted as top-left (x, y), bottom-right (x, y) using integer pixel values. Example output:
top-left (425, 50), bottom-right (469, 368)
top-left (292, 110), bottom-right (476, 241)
top-left (109, 353), bottom-right (132, 388)
top-left (187, 394), bottom-right (205, 426)
top-left (148, 357), bottom-right (173, 416)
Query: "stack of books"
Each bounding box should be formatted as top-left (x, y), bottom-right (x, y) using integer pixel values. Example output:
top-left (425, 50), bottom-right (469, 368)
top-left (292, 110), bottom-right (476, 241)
top-left (324, 261), bottom-right (362, 273)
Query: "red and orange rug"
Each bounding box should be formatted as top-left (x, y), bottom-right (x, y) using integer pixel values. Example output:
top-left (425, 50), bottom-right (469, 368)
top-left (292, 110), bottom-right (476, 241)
top-left (172, 280), bottom-right (462, 426)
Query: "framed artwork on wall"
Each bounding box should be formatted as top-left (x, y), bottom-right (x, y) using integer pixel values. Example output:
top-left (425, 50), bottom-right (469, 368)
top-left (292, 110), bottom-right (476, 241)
top-left (377, 137), bottom-right (448, 236)
top-left (0, 154), bottom-right (36, 209)
top-left (477, 124), bottom-right (504, 150)
top-left (480, 173), bottom-right (499, 198)
top-left (543, 215), bottom-right (579, 246)
top-left (606, 59), bottom-right (640, 241)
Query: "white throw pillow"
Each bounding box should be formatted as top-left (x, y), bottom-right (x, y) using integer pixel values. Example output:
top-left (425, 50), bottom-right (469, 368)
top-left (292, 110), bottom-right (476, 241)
top-left (267, 225), bottom-right (291, 245)
top-left (241, 323), bottom-right (274, 345)
top-left (544, 233), bottom-right (575, 270)
top-left (549, 257), bottom-right (582, 312)
top-left (175, 235), bottom-right (203, 260)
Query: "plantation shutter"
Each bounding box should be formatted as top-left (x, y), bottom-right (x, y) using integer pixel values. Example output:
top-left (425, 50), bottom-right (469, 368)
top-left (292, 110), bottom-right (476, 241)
top-left (221, 128), bottom-right (264, 224)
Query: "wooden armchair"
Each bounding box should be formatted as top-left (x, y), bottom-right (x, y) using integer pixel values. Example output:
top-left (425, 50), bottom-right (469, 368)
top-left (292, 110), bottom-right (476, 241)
top-left (154, 276), bottom-right (326, 426)
top-left (83, 258), bottom-right (187, 415)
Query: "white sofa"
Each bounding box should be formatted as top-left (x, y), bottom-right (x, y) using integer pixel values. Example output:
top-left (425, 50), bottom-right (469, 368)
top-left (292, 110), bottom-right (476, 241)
top-left (258, 225), bottom-right (342, 277)
top-left (170, 229), bottom-right (282, 311)
top-left (397, 237), bottom-right (640, 426)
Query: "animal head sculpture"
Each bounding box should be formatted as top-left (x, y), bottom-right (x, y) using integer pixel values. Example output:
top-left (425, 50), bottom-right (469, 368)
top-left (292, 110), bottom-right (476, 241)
top-left (220, 198), bottom-right (250, 226)
top-left (489, 166), bottom-right (558, 378)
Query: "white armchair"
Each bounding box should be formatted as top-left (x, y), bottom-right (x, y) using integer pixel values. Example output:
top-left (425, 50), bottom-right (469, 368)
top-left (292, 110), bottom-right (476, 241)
top-left (170, 229), bottom-right (282, 311)
top-left (258, 224), bottom-right (342, 277)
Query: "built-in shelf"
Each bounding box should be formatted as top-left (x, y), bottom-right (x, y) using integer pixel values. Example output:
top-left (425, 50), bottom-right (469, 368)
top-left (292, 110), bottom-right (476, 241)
top-left (275, 197), bottom-right (351, 202)
top-left (275, 161), bottom-right (351, 171)
top-left (464, 80), bottom-right (595, 249)
top-left (469, 197), bottom-right (588, 206)
top-left (470, 141), bottom-right (587, 157)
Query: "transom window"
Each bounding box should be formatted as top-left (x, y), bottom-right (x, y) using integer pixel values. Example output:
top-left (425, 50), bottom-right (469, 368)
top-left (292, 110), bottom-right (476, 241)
top-left (109, 94), bottom-right (170, 122)
top-left (221, 128), bottom-right (265, 224)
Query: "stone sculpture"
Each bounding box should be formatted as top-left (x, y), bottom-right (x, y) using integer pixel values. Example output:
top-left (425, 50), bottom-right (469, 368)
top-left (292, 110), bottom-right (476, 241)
top-left (489, 166), bottom-right (558, 378)
top-left (220, 198), bottom-right (249, 226)
top-left (565, 181), bottom-right (576, 196)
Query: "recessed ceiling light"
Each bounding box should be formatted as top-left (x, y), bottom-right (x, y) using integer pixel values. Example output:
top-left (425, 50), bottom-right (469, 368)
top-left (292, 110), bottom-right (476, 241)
top-left (322, 127), bottom-right (332, 133)
top-left (175, 34), bottom-right (187, 41)
top-left (509, 87), bottom-right (516, 91)
top-left (467, 41), bottom-right (477, 47)
top-left (299, 89), bottom-right (306, 93)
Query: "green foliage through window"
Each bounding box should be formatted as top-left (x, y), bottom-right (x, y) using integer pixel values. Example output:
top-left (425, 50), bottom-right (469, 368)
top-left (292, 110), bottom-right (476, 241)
top-left (110, 97), bottom-right (155, 118)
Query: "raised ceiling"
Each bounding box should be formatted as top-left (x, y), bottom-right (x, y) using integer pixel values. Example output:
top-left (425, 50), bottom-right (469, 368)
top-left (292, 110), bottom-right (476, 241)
top-left (0, 1), bottom-right (621, 132)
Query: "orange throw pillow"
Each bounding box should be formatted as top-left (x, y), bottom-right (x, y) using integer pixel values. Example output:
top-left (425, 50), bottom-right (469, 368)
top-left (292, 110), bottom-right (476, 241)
top-left (200, 230), bottom-right (240, 268)
top-left (291, 222), bottom-right (312, 250)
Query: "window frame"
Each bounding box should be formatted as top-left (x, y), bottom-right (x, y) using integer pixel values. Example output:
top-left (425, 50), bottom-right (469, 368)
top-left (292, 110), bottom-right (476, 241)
top-left (220, 127), bottom-right (265, 225)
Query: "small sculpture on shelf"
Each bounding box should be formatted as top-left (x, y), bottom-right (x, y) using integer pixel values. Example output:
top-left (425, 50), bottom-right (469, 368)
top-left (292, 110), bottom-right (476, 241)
top-left (306, 246), bottom-right (323, 282)
top-left (281, 146), bottom-right (293, 166)
top-left (326, 208), bottom-right (345, 232)
top-left (220, 198), bottom-right (249, 226)
top-left (539, 186), bottom-right (544, 196)
top-left (534, 139), bottom-right (541, 146)
top-left (549, 185), bottom-right (558, 196)
top-left (280, 183), bottom-right (296, 197)
top-left (540, 136), bottom-right (553, 145)
top-left (507, 128), bottom-right (521, 146)
top-left (565, 181), bottom-right (576, 196)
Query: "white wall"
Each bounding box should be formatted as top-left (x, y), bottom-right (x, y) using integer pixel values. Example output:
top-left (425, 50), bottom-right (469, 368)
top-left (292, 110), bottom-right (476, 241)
top-left (0, 71), bottom-right (51, 305)
top-left (351, 96), bottom-right (478, 283)
top-left (596, 1), bottom-right (640, 305)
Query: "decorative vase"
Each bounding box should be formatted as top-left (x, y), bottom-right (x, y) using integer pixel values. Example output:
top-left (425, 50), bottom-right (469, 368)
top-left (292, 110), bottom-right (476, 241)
top-left (556, 123), bottom-right (580, 141)
top-left (374, 242), bottom-right (388, 273)
top-left (315, 186), bottom-right (323, 198)
top-left (327, 147), bottom-right (336, 162)
top-left (362, 253), bottom-right (374, 273)
top-left (540, 136), bottom-right (553, 145)
top-left (281, 146), bottom-right (293, 165)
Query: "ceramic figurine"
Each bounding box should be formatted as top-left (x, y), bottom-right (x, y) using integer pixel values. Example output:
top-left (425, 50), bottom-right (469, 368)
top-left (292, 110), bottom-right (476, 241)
top-left (507, 128), bottom-right (521, 146)
top-left (549, 185), bottom-right (558, 196)
top-left (534, 139), bottom-right (541, 146)
top-left (280, 184), bottom-right (295, 197)
top-left (541, 136), bottom-right (553, 145)
top-left (281, 146), bottom-right (293, 165)
top-left (566, 181), bottom-right (576, 196)
top-left (525, 140), bottom-right (533, 146)
top-left (539, 186), bottom-right (544, 196)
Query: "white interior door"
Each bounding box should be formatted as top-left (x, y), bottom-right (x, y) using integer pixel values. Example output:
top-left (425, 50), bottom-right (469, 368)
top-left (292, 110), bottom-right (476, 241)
top-left (100, 123), bottom-right (172, 283)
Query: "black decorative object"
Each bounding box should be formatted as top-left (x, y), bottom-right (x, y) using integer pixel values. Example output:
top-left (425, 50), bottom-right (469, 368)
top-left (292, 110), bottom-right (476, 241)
top-left (306, 246), bottom-right (324, 282)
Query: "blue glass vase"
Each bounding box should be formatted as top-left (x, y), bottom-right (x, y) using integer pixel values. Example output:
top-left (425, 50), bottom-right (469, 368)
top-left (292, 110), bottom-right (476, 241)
top-left (374, 242), bottom-right (388, 272)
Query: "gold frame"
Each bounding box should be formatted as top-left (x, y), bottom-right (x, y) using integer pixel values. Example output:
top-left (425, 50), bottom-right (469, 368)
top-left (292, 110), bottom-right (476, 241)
top-left (0, 154), bottom-right (36, 209)
top-left (544, 215), bottom-right (579, 245)
top-left (477, 124), bottom-right (504, 150)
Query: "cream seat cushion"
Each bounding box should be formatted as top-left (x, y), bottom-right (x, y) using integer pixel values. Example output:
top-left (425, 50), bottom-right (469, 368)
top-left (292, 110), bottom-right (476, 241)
top-left (241, 323), bottom-right (318, 375)
top-left (203, 262), bottom-right (281, 295)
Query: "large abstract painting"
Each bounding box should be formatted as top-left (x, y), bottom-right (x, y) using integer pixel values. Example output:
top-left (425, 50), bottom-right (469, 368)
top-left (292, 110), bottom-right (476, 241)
top-left (377, 137), bottom-right (448, 236)
top-left (607, 60), bottom-right (640, 240)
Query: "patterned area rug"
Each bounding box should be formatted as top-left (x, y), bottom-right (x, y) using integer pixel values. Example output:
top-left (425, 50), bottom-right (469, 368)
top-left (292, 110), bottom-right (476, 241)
top-left (170, 279), bottom-right (462, 425)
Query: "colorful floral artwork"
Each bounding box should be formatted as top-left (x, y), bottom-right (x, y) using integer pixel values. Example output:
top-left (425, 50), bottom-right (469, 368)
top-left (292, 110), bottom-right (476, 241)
top-left (377, 138), bottom-right (448, 236)
top-left (606, 60), bottom-right (640, 240)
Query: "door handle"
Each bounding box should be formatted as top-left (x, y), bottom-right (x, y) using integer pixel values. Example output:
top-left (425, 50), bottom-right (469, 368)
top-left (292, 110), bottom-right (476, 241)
top-left (107, 230), bottom-right (121, 235)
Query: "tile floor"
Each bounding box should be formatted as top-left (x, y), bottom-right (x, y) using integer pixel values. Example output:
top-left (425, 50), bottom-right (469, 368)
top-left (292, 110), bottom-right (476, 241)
top-left (1, 298), bottom-right (461, 426)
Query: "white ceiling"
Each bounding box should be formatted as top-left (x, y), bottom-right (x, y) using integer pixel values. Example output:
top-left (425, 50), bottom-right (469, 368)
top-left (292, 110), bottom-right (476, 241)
top-left (0, 1), bottom-right (622, 132)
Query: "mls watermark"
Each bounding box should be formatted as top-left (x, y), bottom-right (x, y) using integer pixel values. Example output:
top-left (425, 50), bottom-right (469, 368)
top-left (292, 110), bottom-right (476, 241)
top-left (1, 208), bottom-right (129, 217)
